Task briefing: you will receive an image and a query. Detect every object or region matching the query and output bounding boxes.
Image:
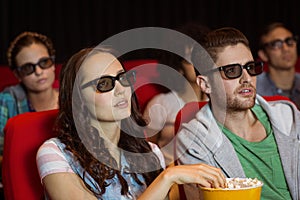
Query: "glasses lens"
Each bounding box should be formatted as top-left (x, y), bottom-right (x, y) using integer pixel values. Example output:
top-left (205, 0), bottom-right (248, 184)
top-left (17, 57), bottom-right (54, 77)
top-left (269, 40), bottom-right (283, 49)
top-left (39, 57), bottom-right (54, 69)
top-left (246, 62), bottom-right (263, 76)
top-left (223, 64), bottom-right (242, 79)
top-left (18, 63), bottom-right (35, 76)
top-left (266, 36), bottom-right (298, 50)
top-left (97, 77), bottom-right (114, 92)
top-left (285, 37), bottom-right (297, 46)
top-left (119, 71), bottom-right (136, 86)
top-left (95, 71), bottom-right (135, 93)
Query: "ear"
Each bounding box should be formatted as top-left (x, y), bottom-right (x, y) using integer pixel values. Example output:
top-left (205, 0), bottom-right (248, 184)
top-left (196, 75), bottom-right (211, 94)
top-left (257, 49), bottom-right (268, 62)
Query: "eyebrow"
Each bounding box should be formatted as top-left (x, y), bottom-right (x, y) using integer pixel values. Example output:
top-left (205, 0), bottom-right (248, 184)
top-left (117, 69), bottom-right (125, 74)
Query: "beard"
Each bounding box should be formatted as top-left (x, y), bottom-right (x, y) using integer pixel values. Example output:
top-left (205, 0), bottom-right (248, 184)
top-left (226, 84), bottom-right (256, 112)
top-left (226, 94), bottom-right (256, 112)
top-left (211, 83), bottom-right (257, 113)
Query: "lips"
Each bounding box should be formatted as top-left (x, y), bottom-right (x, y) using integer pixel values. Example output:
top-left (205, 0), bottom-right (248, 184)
top-left (238, 87), bottom-right (254, 96)
top-left (240, 88), bottom-right (251, 93)
top-left (37, 78), bottom-right (47, 84)
top-left (114, 99), bottom-right (129, 108)
top-left (282, 55), bottom-right (293, 61)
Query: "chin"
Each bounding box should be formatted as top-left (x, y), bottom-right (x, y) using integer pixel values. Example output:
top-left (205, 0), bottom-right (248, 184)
top-left (227, 97), bottom-right (255, 110)
top-left (241, 99), bottom-right (255, 109)
top-left (116, 111), bottom-right (131, 120)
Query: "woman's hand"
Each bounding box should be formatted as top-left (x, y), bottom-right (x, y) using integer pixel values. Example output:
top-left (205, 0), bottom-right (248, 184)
top-left (138, 163), bottom-right (226, 200)
top-left (162, 163), bottom-right (226, 188)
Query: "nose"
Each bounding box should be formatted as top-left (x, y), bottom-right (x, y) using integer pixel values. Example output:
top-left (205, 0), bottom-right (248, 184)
top-left (281, 42), bottom-right (291, 51)
top-left (114, 80), bottom-right (125, 96)
top-left (239, 69), bottom-right (252, 84)
top-left (34, 65), bottom-right (43, 76)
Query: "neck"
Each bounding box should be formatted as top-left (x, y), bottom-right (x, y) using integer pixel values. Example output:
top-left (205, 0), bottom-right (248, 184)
top-left (212, 106), bottom-right (267, 142)
top-left (92, 120), bottom-right (122, 166)
top-left (92, 120), bottom-right (121, 146)
top-left (28, 88), bottom-right (58, 111)
top-left (269, 67), bottom-right (295, 90)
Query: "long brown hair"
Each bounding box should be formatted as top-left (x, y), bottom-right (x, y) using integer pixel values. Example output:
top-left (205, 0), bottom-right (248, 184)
top-left (56, 46), bottom-right (162, 197)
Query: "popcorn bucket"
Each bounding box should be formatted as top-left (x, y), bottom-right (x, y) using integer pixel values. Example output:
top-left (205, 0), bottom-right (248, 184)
top-left (200, 178), bottom-right (263, 200)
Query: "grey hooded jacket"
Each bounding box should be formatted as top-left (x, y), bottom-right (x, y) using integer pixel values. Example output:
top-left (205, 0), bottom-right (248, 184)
top-left (176, 95), bottom-right (300, 200)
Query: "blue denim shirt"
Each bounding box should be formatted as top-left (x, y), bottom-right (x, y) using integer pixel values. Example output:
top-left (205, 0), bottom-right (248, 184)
top-left (256, 72), bottom-right (300, 109)
top-left (53, 138), bottom-right (152, 200)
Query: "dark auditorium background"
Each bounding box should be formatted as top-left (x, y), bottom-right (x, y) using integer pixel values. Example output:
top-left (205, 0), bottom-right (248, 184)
top-left (0, 0), bottom-right (299, 65)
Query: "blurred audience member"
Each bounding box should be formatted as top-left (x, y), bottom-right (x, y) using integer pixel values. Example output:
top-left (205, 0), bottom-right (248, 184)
top-left (0, 31), bottom-right (58, 170)
top-left (143, 23), bottom-right (210, 164)
top-left (256, 22), bottom-right (300, 109)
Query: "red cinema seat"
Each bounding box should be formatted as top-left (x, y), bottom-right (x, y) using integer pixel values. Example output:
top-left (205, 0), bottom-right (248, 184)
top-left (2, 109), bottom-right (59, 200)
top-left (0, 66), bottom-right (18, 91)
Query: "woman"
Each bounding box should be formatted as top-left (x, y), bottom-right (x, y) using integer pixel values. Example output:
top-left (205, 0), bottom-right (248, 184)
top-left (0, 31), bottom-right (58, 169)
top-left (36, 46), bottom-right (225, 199)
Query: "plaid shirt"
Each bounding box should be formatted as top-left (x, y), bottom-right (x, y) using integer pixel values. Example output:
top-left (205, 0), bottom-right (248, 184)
top-left (0, 84), bottom-right (31, 155)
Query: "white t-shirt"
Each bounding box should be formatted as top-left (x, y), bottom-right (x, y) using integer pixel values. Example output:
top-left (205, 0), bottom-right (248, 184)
top-left (143, 91), bottom-right (185, 131)
top-left (36, 138), bottom-right (166, 181)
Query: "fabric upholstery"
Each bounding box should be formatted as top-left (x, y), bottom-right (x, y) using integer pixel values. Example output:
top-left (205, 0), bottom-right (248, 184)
top-left (2, 109), bottom-right (58, 200)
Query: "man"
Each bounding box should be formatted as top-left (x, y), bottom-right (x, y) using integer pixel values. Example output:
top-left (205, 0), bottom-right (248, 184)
top-left (256, 22), bottom-right (300, 109)
top-left (176, 27), bottom-right (300, 200)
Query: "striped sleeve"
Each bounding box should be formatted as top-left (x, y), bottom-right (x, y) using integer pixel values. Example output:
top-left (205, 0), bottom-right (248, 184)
top-left (36, 139), bottom-right (75, 181)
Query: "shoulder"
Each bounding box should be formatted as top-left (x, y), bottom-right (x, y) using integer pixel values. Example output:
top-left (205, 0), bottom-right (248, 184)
top-left (256, 95), bottom-right (299, 132)
top-left (0, 88), bottom-right (15, 100)
top-left (37, 138), bottom-right (62, 155)
top-left (294, 73), bottom-right (300, 82)
top-left (256, 72), bottom-right (269, 83)
top-left (144, 91), bottom-right (183, 116)
top-left (177, 105), bottom-right (224, 148)
top-left (37, 138), bottom-right (74, 180)
top-left (0, 84), bottom-right (27, 100)
top-left (257, 95), bottom-right (296, 111)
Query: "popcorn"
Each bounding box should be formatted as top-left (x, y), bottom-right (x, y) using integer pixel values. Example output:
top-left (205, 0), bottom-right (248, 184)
top-left (225, 178), bottom-right (263, 189)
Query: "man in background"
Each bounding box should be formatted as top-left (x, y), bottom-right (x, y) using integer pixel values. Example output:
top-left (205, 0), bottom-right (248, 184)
top-left (256, 22), bottom-right (300, 109)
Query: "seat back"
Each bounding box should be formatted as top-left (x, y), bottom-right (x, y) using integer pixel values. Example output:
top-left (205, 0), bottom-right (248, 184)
top-left (2, 109), bottom-right (59, 200)
top-left (0, 66), bottom-right (18, 91)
